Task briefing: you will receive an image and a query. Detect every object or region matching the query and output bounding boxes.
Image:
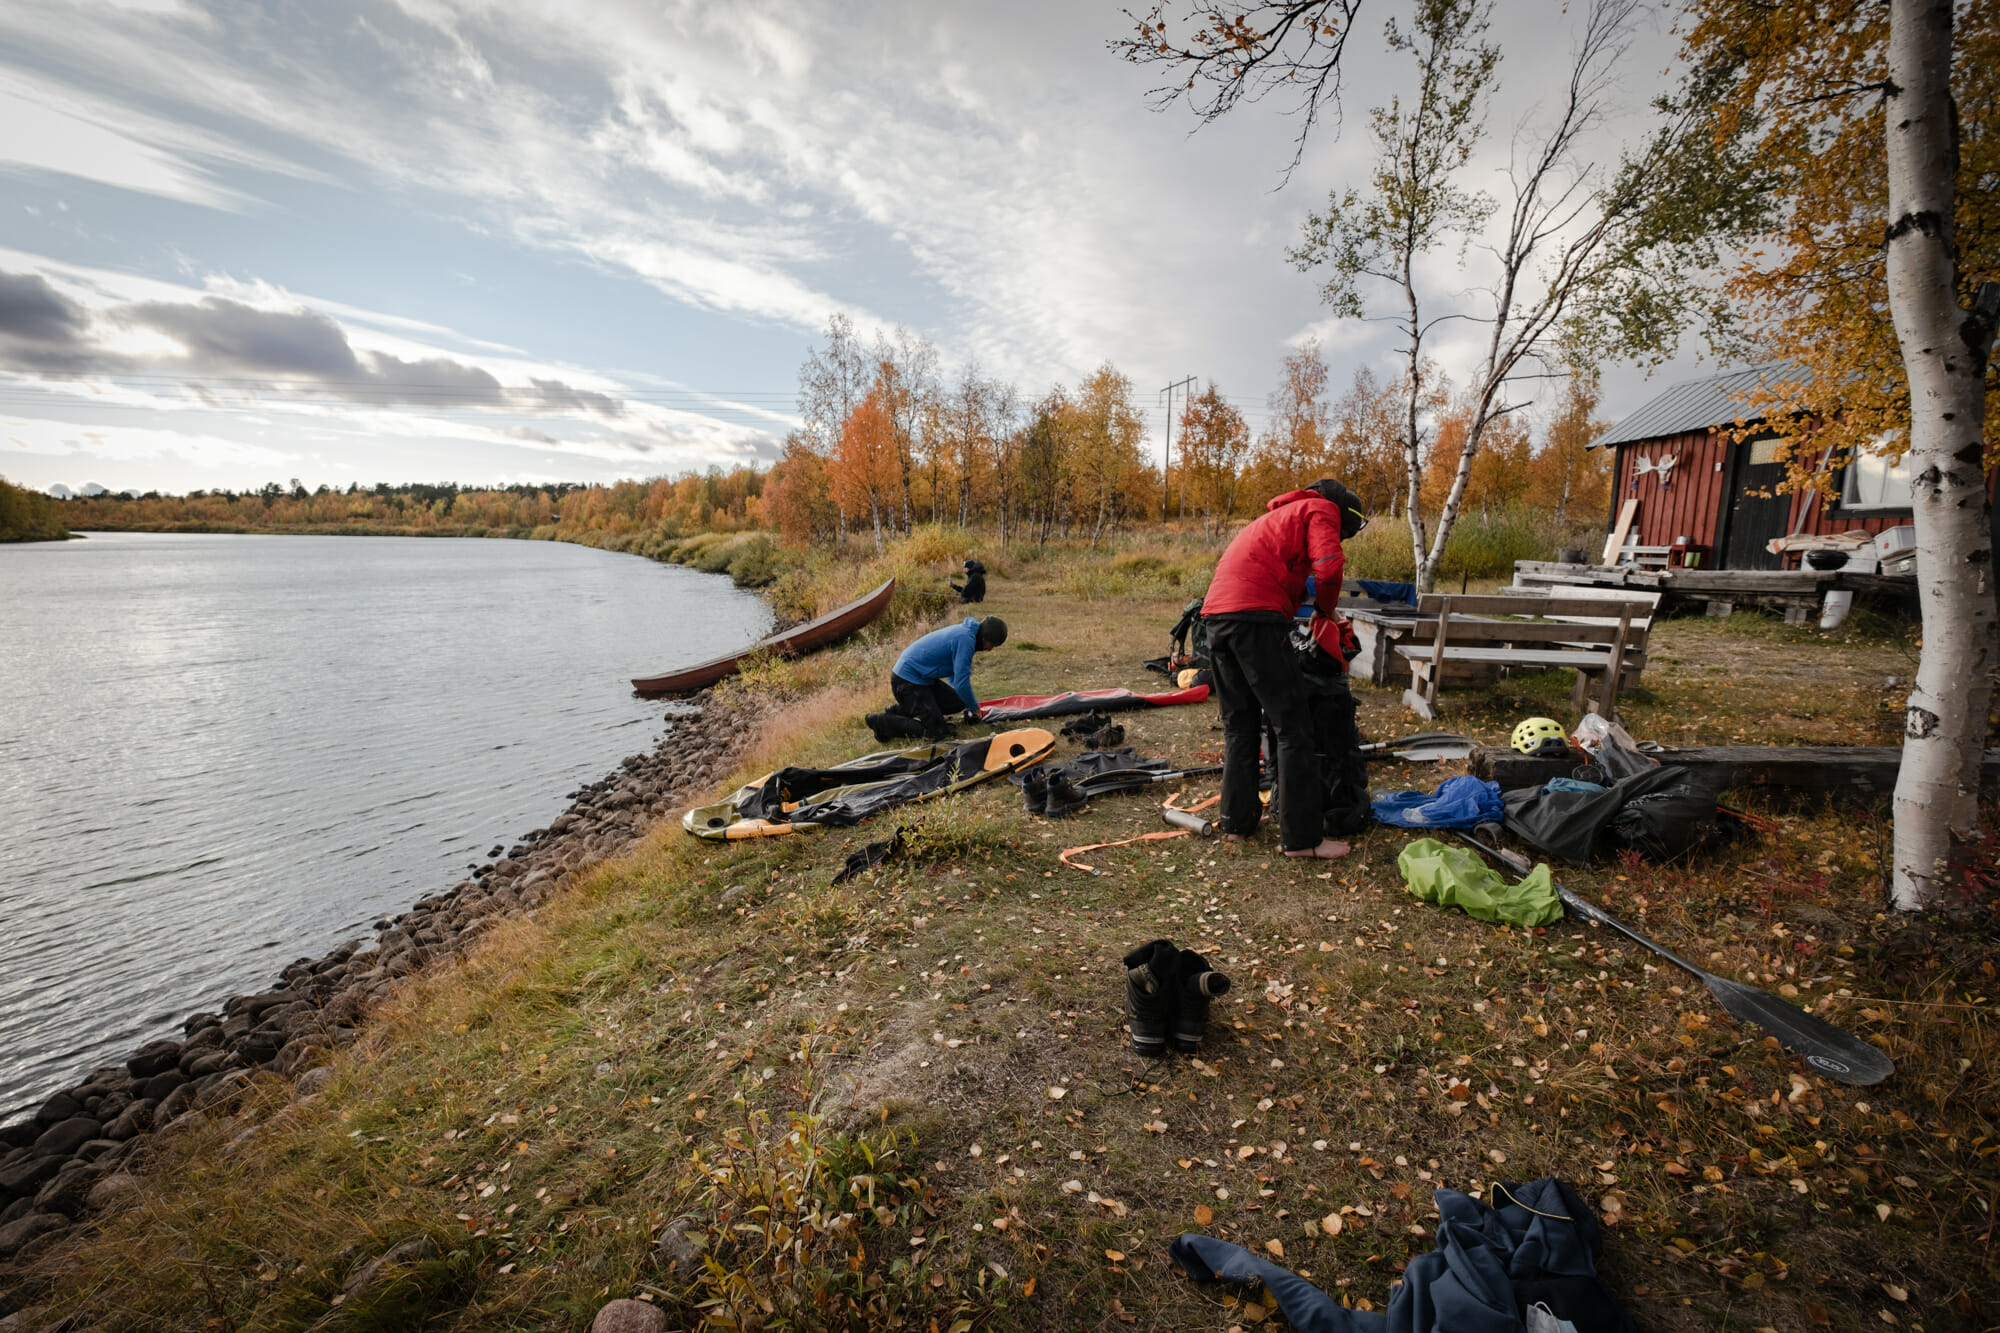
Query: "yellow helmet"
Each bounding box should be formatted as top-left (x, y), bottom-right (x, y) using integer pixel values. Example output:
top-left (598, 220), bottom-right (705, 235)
top-left (1511, 717), bottom-right (1569, 758)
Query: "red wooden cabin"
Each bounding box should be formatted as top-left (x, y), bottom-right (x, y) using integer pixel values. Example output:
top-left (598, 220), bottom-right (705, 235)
top-left (1589, 365), bottom-right (1914, 570)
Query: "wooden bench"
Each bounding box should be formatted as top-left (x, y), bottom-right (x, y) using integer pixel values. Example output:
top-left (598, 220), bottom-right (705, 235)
top-left (1395, 592), bottom-right (1656, 720)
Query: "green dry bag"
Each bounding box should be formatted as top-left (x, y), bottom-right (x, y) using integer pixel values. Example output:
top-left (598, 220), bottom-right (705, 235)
top-left (1398, 838), bottom-right (1562, 928)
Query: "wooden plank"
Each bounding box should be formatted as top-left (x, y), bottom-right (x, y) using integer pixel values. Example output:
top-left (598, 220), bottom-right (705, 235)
top-left (1409, 619), bottom-right (1634, 645)
top-left (1498, 583), bottom-right (1660, 628)
top-left (1602, 497), bottom-right (1639, 564)
top-left (1469, 745), bottom-right (2000, 803)
top-left (1396, 647), bottom-right (1614, 667)
top-left (1415, 594), bottom-right (1657, 619)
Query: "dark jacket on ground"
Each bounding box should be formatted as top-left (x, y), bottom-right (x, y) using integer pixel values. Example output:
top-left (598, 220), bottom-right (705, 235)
top-left (1169, 1177), bottom-right (1632, 1333)
top-left (1203, 488), bottom-right (1346, 622)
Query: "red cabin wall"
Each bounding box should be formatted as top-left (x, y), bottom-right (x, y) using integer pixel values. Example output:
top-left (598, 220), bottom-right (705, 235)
top-left (1610, 430), bottom-right (1731, 548)
top-left (1609, 431), bottom-right (1921, 564)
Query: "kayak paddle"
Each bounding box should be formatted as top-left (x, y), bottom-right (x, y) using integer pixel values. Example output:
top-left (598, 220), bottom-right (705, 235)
top-left (1075, 764), bottom-right (1224, 797)
top-left (1455, 826), bottom-right (1892, 1087)
top-left (1360, 731), bottom-right (1474, 762)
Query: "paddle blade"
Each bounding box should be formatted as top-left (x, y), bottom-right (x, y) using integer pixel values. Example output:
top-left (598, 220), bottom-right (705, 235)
top-left (1705, 976), bottom-right (1894, 1086)
top-left (1386, 738), bottom-right (1474, 762)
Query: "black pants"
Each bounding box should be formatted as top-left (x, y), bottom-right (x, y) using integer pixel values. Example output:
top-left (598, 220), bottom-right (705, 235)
top-left (1207, 617), bottom-right (1323, 851)
top-left (891, 674), bottom-right (968, 740)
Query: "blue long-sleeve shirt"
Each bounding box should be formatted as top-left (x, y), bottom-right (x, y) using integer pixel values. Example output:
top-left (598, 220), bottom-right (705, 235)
top-left (893, 618), bottom-right (982, 712)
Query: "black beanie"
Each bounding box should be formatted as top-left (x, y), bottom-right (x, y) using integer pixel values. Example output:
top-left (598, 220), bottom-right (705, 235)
top-left (1310, 479), bottom-right (1367, 540)
top-left (978, 616), bottom-right (1008, 647)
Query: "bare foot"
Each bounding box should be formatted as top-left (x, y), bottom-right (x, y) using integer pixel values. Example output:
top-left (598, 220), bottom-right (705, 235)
top-left (1284, 839), bottom-right (1351, 861)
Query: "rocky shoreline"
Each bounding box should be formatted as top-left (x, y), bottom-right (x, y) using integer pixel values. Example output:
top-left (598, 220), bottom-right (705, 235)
top-left (0, 687), bottom-right (766, 1277)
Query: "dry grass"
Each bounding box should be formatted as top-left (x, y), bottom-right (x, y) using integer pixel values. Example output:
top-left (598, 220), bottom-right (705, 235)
top-left (11, 547), bottom-right (1998, 1333)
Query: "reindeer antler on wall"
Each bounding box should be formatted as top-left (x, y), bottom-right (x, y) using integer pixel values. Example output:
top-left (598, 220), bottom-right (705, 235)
top-left (1633, 453), bottom-right (1678, 489)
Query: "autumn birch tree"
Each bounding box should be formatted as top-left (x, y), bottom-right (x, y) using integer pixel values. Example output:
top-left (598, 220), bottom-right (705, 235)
top-left (1675, 0), bottom-right (1998, 911)
top-left (1122, 0), bottom-right (1755, 592)
top-left (1179, 383), bottom-right (1253, 537)
top-left (828, 389), bottom-right (901, 552)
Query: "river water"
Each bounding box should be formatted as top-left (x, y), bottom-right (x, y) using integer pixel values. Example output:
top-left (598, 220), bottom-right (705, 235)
top-left (0, 532), bottom-right (771, 1121)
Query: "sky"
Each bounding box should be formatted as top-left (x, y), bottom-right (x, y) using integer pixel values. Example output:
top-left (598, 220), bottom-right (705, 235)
top-left (0, 0), bottom-right (1718, 497)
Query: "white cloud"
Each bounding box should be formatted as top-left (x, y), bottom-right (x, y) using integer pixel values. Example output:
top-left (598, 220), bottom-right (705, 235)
top-left (2, 415), bottom-right (288, 467)
top-left (0, 0), bottom-right (1701, 490)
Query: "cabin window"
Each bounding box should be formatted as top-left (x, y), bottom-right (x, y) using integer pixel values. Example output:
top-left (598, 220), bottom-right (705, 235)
top-left (1841, 445), bottom-right (1913, 511)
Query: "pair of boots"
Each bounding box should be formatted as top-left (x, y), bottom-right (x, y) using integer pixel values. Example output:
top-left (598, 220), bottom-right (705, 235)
top-left (1122, 939), bottom-right (1231, 1057)
top-left (1060, 710), bottom-right (1125, 750)
top-left (1021, 769), bottom-right (1086, 818)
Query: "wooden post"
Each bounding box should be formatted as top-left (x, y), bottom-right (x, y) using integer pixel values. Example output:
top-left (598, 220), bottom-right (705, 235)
top-left (1598, 604), bottom-right (1632, 718)
top-left (1428, 596), bottom-right (1453, 715)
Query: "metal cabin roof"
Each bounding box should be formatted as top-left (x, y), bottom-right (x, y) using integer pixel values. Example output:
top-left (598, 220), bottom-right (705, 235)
top-left (1589, 364), bottom-right (1806, 449)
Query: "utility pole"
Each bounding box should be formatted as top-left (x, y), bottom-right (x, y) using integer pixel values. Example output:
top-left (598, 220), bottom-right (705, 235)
top-left (1159, 374), bottom-right (1196, 524)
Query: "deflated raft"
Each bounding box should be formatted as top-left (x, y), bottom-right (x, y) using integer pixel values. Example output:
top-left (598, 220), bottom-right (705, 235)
top-left (683, 727), bottom-right (1055, 840)
top-left (976, 684), bottom-right (1210, 722)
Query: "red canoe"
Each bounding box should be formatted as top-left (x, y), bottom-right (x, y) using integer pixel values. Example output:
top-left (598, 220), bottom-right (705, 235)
top-left (631, 578), bottom-right (896, 695)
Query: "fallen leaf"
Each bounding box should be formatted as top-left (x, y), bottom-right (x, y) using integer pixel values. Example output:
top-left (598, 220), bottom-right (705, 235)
top-left (1195, 1204), bottom-right (1215, 1226)
top-left (1883, 1284), bottom-right (1908, 1303)
top-left (1806, 1301), bottom-right (1830, 1326)
top-left (1022, 1276), bottom-right (1036, 1298)
top-left (1060, 1179), bottom-right (1083, 1194)
top-left (1046, 1086), bottom-right (1066, 1100)
top-left (1105, 1249), bottom-right (1126, 1262)
top-left (1265, 1238), bottom-right (1285, 1258)
top-left (1321, 1212), bottom-right (1343, 1235)
top-left (1144, 1120), bottom-right (1168, 1134)
top-left (1391, 1181), bottom-right (1411, 1200)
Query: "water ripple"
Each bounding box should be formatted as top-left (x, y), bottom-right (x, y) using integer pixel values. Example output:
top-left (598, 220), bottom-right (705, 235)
top-left (0, 532), bottom-right (771, 1119)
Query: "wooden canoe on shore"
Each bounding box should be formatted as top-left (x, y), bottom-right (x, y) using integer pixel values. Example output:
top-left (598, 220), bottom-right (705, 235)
top-left (630, 578), bottom-right (897, 695)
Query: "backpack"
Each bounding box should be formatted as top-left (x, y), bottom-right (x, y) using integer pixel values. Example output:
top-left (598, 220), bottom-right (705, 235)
top-left (1294, 626), bottom-right (1371, 837)
top-left (1151, 596), bottom-right (1213, 674)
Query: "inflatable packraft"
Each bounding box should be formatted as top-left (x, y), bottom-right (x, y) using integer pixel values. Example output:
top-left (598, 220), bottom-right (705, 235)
top-left (683, 727), bottom-right (1055, 840)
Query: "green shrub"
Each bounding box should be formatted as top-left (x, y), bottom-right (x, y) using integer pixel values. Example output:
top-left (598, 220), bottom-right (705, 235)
top-left (725, 534), bottom-right (786, 588)
top-left (1342, 509), bottom-right (1558, 584)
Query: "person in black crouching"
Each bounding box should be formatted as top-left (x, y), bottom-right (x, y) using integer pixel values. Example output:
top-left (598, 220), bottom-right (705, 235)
top-left (951, 559), bottom-right (986, 603)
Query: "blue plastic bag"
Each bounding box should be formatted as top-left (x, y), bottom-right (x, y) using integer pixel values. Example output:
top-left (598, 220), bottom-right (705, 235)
top-left (1372, 775), bottom-right (1504, 828)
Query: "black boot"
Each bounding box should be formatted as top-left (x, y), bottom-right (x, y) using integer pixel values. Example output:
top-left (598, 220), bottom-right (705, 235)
top-left (1043, 772), bottom-right (1088, 818)
top-left (1086, 723), bottom-right (1125, 751)
top-left (1169, 948), bottom-right (1230, 1054)
top-left (1061, 710), bottom-right (1111, 741)
top-left (1021, 770), bottom-right (1049, 816)
top-left (1122, 940), bottom-right (1177, 1058)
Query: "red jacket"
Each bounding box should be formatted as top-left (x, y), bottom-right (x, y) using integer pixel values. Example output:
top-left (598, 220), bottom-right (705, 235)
top-left (1203, 488), bottom-right (1345, 619)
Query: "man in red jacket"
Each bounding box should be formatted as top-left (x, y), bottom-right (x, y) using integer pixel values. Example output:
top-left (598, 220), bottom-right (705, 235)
top-left (1203, 479), bottom-right (1366, 859)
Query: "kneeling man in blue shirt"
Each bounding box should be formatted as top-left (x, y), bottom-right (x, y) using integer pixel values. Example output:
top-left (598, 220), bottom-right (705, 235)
top-left (868, 615), bottom-right (1007, 741)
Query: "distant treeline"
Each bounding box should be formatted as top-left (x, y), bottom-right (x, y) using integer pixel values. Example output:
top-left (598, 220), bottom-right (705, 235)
top-left (1, 476), bottom-right (69, 542)
top-left (50, 324), bottom-right (1614, 567)
top-left (54, 473), bottom-right (766, 541)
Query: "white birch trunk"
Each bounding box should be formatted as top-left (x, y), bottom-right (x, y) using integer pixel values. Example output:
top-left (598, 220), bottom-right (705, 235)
top-left (1885, 0), bottom-right (1997, 911)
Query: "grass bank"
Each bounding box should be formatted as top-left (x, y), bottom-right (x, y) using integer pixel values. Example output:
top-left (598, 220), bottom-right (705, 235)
top-left (9, 540), bottom-right (1996, 1333)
